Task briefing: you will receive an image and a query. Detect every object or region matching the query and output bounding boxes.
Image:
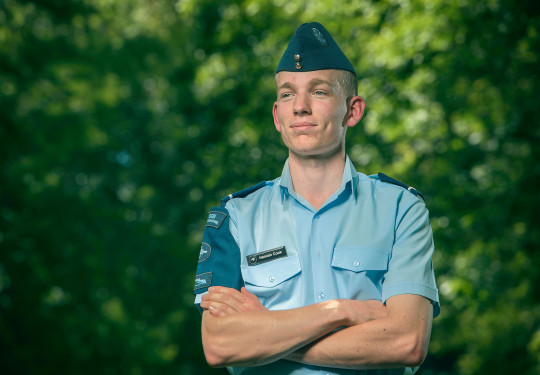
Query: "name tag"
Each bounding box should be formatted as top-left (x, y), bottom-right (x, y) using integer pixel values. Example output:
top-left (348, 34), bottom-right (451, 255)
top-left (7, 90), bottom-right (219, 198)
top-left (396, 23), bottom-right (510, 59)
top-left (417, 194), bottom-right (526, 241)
top-left (246, 246), bottom-right (287, 266)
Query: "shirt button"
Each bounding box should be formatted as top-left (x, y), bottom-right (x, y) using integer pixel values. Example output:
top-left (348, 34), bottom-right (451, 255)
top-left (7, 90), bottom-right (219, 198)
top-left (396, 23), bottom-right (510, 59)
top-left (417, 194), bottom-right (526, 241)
top-left (319, 292), bottom-right (325, 300)
top-left (354, 261), bottom-right (360, 267)
top-left (269, 275), bottom-right (275, 282)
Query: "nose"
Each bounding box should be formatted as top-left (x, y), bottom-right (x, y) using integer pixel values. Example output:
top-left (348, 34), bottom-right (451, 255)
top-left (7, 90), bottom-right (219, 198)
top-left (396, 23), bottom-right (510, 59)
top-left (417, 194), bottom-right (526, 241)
top-left (293, 92), bottom-right (311, 115)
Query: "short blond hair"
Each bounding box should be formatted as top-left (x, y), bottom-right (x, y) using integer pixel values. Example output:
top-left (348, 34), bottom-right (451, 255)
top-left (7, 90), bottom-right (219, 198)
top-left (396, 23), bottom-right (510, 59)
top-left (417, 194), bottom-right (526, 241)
top-left (336, 69), bottom-right (358, 99)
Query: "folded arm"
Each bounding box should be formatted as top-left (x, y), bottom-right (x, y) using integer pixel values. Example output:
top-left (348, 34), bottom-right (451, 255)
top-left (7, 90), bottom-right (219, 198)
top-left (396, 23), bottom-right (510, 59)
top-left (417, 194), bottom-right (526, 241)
top-left (200, 287), bottom-right (432, 369)
top-left (199, 286), bottom-right (386, 367)
top-left (285, 293), bottom-right (433, 369)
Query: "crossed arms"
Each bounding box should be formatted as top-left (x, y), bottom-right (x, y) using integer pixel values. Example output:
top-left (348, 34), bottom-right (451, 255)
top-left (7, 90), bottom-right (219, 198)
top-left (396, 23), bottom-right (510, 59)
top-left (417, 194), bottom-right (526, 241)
top-left (200, 286), bottom-right (433, 370)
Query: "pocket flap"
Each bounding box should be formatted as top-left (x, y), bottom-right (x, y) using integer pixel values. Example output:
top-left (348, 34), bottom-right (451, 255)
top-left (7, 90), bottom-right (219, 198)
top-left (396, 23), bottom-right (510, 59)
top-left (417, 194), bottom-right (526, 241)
top-left (242, 255), bottom-right (301, 287)
top-left (331, 247), bottom-right (389, 272)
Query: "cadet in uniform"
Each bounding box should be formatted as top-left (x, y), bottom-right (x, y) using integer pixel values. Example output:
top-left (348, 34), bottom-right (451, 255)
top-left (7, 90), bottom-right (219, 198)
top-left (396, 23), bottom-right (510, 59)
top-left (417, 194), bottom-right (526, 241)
top-left (194, 22), bottom-right (439, 375)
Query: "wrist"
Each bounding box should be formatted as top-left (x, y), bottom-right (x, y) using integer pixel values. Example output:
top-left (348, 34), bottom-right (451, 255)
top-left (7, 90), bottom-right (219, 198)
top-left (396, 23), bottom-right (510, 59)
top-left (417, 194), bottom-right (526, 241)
top-left (321, 299), bottom-right (350, 327)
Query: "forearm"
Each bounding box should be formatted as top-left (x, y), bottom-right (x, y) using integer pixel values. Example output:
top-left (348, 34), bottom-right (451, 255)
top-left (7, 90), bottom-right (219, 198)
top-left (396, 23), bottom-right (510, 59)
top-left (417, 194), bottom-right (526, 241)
top-left (202, 299), bottom-right (347, 367)
top-left (286, 295), bottom-right (433, 369)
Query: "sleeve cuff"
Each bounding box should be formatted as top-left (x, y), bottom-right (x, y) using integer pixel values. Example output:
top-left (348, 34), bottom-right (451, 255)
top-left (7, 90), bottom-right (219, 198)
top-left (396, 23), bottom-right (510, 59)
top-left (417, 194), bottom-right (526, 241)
top-left (194, 292), bottom-right (209, 315)
top-left (383, 282), bottom-right (440, 318)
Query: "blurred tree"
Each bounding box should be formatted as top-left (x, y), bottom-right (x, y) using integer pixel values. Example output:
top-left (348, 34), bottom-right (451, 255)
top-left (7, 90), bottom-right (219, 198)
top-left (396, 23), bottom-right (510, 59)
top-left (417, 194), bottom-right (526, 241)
top-left (0, 0), bottom-right (538, 374)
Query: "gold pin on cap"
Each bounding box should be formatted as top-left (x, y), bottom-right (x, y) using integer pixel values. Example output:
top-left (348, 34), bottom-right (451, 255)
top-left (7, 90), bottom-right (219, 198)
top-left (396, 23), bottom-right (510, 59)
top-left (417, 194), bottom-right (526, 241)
top-left (294, 54), bottom-right (302, 69)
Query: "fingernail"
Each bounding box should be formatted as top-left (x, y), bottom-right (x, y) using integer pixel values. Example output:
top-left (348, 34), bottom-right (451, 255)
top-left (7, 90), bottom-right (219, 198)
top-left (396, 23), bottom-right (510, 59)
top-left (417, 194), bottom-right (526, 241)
top-left (208, 287), bottom-right (214, 292)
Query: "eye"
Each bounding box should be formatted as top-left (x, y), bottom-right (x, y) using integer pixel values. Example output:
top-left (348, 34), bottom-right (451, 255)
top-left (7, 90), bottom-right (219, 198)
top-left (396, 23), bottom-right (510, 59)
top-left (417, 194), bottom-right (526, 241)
top-left (314, 90), bottom-right (327, 96)
top-left (280, 92), bottom-right (293, 99)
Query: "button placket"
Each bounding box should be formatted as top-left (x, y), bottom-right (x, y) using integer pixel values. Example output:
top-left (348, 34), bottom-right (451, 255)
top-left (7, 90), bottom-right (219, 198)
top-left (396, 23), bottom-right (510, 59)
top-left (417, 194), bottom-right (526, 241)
top-left (312, 212), bottom-right (328, 303)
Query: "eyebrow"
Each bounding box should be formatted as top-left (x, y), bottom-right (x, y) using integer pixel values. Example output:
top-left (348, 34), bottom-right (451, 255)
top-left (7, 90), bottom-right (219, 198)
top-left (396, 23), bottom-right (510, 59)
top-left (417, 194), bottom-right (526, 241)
top-left (277, 82), bottom-right (295, 91)
top-left (308, 79), bottom-right (333, 88)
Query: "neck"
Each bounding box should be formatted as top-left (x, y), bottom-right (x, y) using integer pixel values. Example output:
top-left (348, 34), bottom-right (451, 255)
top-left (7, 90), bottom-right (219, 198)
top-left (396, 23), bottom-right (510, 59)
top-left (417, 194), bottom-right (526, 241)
top-left (288, 152), bottom-right (346, 210)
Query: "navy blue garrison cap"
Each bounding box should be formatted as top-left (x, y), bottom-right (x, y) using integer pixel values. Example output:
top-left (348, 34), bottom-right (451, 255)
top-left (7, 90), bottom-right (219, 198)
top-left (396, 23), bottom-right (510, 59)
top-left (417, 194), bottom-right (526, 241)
top-left (276, 22), bottom-right (356, 76)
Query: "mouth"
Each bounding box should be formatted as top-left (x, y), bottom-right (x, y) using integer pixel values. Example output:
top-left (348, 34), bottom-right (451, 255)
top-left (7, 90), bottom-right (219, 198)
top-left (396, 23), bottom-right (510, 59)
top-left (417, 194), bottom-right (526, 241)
top-left (291, 122), bottom-right (316, 131)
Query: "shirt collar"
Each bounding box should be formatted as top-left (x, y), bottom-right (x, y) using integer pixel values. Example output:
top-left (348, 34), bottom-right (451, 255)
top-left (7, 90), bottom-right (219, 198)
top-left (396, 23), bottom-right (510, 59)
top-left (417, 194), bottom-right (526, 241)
top-left (279, 155), bottom-right (359, 204)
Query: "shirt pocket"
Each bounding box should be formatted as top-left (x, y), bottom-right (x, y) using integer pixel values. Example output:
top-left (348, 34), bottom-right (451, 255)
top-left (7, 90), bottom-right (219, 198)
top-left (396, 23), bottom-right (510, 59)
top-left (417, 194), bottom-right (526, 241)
top-left (242, 255), bottom-right (301, 287)
top-left (330, 246), bottom-right (389, 300)
top-left (241, 255), bottom-right (301, 309)
top-left (331, 246), bottom-right (389, 272)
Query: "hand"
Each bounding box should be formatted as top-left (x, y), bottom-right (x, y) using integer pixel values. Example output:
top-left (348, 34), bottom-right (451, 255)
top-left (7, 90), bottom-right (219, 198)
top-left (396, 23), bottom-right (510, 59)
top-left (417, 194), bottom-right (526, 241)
top-left (337, 299), bottom-right (388, 326)
top-left (200, 286), bottom-right (268, 317)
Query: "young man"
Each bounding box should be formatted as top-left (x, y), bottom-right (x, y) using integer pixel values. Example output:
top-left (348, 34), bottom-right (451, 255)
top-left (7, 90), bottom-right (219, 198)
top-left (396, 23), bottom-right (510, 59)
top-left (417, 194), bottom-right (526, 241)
top-left (193, 22), bottom-right (440, 375)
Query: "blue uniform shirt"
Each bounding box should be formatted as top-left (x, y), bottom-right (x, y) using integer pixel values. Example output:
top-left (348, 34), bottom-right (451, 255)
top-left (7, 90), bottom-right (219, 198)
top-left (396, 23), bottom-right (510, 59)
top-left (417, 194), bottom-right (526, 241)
top-left (194, 156), bottom-right (440, 375)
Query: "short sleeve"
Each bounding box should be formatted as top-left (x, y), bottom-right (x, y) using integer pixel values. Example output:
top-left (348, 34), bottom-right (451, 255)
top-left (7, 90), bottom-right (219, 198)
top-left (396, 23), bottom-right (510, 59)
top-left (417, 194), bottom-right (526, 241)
top-left (193, 206), bottom-right (244, 313)
top-left (382, 196), bottom-right (440, 317)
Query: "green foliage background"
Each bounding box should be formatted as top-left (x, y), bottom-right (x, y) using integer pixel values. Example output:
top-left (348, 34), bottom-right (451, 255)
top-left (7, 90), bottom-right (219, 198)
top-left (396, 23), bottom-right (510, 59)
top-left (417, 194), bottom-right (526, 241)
top-left (1, 0), bottom-right (539, 374)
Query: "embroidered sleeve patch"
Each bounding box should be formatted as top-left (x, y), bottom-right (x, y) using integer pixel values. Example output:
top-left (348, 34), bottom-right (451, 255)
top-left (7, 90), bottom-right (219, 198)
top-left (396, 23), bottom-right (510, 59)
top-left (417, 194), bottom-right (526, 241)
top-left (198, 242), bottom-right (211, 263)
top-left (206, 211), bottom-right (227, 229)
top-left (247, 246), bottom-right (287, 266)
top-left (194, 272), bottom-right (212, 291)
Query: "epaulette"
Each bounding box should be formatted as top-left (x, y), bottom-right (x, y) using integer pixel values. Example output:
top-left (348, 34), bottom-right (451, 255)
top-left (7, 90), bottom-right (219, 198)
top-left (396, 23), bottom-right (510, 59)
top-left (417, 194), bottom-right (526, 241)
top-left (370, 172), bottom-right (424, 200)
top-left (221, 181), bottom-right (267, 206)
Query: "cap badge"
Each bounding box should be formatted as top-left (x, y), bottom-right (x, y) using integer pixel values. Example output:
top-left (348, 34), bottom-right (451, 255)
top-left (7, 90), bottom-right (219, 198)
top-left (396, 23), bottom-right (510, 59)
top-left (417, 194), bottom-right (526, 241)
top-left (310, 27), bottom-right (328, 47)
top-left (294, 54), bottom-right (302, 69)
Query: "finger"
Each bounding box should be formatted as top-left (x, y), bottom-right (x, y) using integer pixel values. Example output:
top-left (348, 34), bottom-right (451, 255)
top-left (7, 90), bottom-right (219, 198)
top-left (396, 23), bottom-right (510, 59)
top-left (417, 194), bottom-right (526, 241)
top-left (207, 305), bottom-right (228, 317)
top-left (201, 301), bottom-right (238, 317)
top-left (202, 304), bottom-right (228, 318)
top-left (204, 291), bottom-right (246, 312)
top-left (209, 286), bottom-right (249, 304)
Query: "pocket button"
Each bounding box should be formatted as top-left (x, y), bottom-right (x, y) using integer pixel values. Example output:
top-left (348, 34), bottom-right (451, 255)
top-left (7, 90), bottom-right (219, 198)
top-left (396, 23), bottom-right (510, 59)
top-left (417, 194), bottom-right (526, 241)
top-left (269, 275), bottom-right (275, 282)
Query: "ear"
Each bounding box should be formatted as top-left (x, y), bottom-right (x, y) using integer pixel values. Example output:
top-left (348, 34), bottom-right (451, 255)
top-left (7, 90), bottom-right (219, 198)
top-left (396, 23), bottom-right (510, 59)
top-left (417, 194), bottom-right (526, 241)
top-left (345, 96), bottom-right (366, 128)
top-left (272, 102), bottom-right (282, 132)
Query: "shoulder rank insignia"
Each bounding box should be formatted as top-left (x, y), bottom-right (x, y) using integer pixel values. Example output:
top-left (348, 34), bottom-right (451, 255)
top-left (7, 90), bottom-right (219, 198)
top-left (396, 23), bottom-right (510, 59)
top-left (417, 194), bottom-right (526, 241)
top-left (372, 172), bottom-right (424, 200)
top-left (221, 181), bottom-right (267, 206)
